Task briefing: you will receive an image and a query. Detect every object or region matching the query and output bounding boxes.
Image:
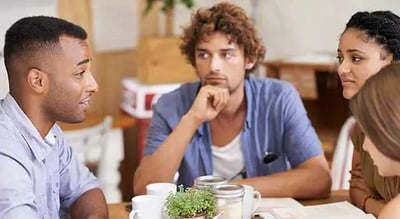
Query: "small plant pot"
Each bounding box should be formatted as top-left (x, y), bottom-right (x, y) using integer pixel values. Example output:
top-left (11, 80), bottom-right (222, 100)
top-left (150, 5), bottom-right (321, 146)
top-left (180, 215), bottom-right (205, 219)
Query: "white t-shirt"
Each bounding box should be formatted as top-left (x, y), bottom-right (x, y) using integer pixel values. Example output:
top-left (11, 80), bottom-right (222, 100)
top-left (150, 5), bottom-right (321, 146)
top-left (212, 133), bottom-right (245, 180)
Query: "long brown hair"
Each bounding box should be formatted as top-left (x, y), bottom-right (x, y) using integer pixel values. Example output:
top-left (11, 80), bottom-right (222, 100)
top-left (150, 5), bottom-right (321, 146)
top-left (180, 2), bottom-right (265, 76)
top-left (350, 62), bottom-right (400, 161)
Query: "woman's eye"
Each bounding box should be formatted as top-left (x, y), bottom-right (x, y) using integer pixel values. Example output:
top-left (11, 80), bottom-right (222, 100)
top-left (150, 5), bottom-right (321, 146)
top-left (352, 56), bottom-right (362, 63)
top-left (336, 56), bottom-right (343, 64)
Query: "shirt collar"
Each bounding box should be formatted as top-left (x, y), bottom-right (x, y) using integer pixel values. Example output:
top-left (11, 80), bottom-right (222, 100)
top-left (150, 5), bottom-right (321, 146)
top-left (244, 78), bottom-right (253, 129)
top-left (2, 94), bottom-right (54, 161)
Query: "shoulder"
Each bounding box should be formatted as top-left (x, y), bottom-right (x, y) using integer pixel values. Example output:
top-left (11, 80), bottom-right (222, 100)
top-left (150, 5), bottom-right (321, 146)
top-left (157, 82), bottom-right (200, 103)
top-left (245, 77), bottom-right (297, 98)
top-left (0, 110), bottom-right (26, 159)
top-left (154, 82), bottom-right (200, 115)
top-left (245, 77), bottom-right (300, 109)
top-left (0, 126), bottom-right (32, 179)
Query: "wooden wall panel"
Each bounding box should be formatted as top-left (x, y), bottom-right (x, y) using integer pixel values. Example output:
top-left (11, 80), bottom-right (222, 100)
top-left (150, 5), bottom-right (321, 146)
top-left (57, 0), bottom-right (93, 39)
top-left (138, 0), bottom-right (161, 37)
top-left (57, 0), bottom-right (164, 115)
top-left (94, 50), bottom-right (137, 115)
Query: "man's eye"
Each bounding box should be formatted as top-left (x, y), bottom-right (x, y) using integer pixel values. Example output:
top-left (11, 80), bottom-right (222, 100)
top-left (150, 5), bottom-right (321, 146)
top-left (75, 71), bottom-right (85, 77)
top-left (197, 53), bottom-right (209, 59)
top-left (222, 52), bottom-right (233, 59)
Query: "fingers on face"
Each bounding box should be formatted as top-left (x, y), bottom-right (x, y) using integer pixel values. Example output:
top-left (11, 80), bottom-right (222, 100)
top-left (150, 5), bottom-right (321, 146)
top-left (210, 87), bottom-right (229, 111)
top-left (201, 86), bottom-right (229, 111)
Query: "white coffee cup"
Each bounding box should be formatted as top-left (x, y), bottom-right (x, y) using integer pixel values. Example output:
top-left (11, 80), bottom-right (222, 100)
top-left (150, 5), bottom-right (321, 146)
top-left (129, 195), bottom-right (163, 219)
top-left (242, 185), bottom-right (262, 219)
top-left (146, 182), bottom-right (177, 219)
top-left (146, 182), bottom-right (177, 201)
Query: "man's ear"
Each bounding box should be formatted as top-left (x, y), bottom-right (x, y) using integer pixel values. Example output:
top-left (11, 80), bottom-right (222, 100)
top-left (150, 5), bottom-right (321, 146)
top-left (27, 68), bottom-right (48, 93)
top-left (245, 59), bottom-right (256, 70)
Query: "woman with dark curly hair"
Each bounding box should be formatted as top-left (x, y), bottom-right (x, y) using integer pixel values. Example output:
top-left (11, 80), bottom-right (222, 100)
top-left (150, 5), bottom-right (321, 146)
top-left (134, 2), bottom-right (331, 200)
top-left (337, 10), bottom-right (400, 216)
top-left (350, 62), bottom-right (400, 219)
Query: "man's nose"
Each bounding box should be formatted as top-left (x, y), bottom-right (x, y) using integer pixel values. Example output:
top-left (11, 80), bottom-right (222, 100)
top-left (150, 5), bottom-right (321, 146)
top-left (86, 71), bottom-right (99, 93)
top-left (210, 56), bottom-right (222, 73)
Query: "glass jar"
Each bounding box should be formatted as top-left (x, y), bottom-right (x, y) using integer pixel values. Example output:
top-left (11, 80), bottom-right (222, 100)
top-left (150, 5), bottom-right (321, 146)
top-left (212, 184), bottom-right (244, 219)
top-left (193, 175), bottom-right (227, 190)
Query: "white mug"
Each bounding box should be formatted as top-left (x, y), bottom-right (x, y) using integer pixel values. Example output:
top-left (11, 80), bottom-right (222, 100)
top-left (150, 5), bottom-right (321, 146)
top-left (129, 195), bottom-right (163, 219)
top-left (242, 185), bottom-right (262, 219)
top-left (146, 182), bottom-right (177, 201)
top-left (146, 182), bottom-right (177, 219)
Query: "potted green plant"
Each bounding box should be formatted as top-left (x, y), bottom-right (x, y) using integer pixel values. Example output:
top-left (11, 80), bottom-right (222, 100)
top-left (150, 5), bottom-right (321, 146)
top-left (164, 185), bottom-right (218, 219)
top-left (144, 0), bottom-right (194, 13)
top-left (137, 0), bottom-right (197, 84)
top-left (144, 0), bottom-right (195, 36)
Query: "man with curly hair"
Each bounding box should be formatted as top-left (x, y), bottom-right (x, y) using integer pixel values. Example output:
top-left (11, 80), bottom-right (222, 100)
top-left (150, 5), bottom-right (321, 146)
top-left (134, 2), bottom-right (331, 199)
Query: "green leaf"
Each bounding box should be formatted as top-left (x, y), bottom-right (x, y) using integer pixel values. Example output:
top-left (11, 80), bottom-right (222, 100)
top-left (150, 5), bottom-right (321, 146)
top-left (144, 0), bottom-right (194, 15)
top-left (180, 0), bottom-right (194, 8)
top-left (144, 0), bottom-right (157, 15)
top-left (164, 185), bottom-right (217, 219)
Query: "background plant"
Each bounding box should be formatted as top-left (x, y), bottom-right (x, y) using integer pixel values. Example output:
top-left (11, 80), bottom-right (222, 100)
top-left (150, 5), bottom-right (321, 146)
top-left (144, 0), bottom-right (194, 14)
top-left (164, 185), bottom-right (217, 219)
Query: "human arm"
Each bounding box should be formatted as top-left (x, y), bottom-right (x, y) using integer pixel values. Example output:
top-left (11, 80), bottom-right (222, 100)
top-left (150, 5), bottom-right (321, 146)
top-left (133, 113), bottom-right (204, 195)
top-left (133, 85), bottom-right (229, 195)
top-left (349, 151), bottom-right (386, 216)
top-left (70, 188), bottom-right (108, 219)
top-left (232, 154), bottom-right (331, 199)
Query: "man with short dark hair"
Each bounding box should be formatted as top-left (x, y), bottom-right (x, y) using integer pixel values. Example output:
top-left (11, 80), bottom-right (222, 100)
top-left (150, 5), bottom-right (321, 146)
top-left (0, 16), bottom-right (108, 218)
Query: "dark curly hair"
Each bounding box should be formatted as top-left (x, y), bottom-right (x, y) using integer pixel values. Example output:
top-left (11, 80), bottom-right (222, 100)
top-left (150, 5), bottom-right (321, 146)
top-left (345, 11), bottom-right (400, 60)
top-left (180, 2), bottom-right (265, 76)
top-left (4, 16), bottom-right (87, 80)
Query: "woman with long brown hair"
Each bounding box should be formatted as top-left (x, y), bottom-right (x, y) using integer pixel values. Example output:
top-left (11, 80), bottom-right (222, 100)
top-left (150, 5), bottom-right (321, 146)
top-left (350, 62), bottom-right (400, 219)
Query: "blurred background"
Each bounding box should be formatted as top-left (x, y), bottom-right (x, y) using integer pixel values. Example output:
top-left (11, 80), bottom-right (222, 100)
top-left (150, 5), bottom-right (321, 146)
top-left (0, 0), bottom-right (398, 203)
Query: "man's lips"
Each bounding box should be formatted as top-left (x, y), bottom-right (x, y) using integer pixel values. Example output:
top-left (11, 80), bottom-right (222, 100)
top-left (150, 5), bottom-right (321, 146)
top-left (80, 98), bottom-right (91, 105)
top-left (206, 76), bottom-right (226, 81)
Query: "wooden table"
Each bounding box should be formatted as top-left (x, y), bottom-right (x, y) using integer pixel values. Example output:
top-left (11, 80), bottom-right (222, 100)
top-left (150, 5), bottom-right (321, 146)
top-left (108, 190), bottom-right (350, 219)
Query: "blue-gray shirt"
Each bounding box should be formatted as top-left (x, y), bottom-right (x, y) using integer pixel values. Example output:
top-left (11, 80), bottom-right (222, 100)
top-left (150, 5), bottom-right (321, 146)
top-left (0, 94), bottom-right (100, 218)
top-left (145, 77), bottom-right (323, 187)
top-left (144, 78), bottom-right (323, 186)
